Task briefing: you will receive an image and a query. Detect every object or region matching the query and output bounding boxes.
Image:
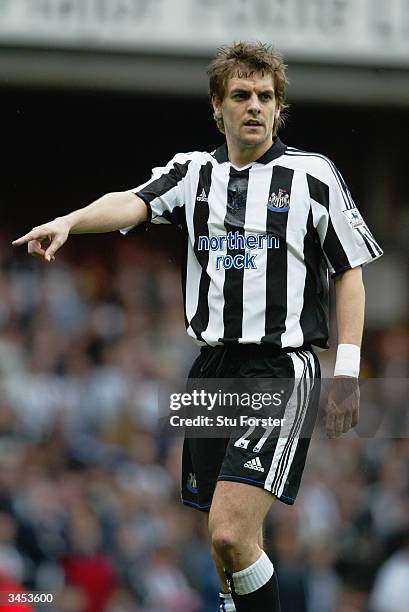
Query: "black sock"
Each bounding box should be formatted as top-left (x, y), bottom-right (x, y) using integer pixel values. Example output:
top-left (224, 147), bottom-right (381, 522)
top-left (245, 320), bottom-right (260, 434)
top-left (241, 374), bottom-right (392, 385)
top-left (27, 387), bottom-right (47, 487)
top-left (231, 573), bottom-right (280, 611)
top-left (225, 551), bottom-right (281, 612)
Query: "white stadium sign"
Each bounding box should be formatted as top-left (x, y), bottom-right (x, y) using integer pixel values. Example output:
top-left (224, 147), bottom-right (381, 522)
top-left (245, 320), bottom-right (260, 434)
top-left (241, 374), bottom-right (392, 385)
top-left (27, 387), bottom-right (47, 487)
top-left (0, 0), bottom-right (409, 66)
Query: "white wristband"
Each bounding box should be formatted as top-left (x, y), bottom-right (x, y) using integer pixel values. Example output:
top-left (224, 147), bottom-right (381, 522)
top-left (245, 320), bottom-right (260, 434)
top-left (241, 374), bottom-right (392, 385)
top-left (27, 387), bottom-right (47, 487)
top-left (334, 344), bottom-right (360, 378)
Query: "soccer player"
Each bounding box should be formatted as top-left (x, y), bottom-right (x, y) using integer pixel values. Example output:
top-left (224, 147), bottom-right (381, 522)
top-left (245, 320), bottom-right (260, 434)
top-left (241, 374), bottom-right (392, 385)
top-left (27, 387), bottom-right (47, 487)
top-left (13, 42), bottom-right (382, 612)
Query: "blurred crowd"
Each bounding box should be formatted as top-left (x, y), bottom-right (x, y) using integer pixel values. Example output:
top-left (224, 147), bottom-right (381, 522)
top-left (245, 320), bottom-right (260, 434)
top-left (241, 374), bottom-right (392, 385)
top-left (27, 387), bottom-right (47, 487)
top-left (0, 227), bottom-right (408, 612)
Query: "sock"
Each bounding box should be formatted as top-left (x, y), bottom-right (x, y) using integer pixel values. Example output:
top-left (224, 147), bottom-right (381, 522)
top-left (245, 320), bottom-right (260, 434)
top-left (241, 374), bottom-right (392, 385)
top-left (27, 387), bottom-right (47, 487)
top-left (226, 551), bottom-right (281, 611)
top-left (219, 592), bottom-right (236, 611)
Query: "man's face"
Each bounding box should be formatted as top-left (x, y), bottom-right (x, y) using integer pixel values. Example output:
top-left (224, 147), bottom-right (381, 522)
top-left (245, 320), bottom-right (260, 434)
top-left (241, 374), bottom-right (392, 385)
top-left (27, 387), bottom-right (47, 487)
top-left (212, 71), bottom-right (280, 151)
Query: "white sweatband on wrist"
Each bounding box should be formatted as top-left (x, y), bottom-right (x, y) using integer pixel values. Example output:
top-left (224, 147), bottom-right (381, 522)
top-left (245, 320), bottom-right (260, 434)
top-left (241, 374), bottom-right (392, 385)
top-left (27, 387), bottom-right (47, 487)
top-left (334, 344), bottom-right (360, 378)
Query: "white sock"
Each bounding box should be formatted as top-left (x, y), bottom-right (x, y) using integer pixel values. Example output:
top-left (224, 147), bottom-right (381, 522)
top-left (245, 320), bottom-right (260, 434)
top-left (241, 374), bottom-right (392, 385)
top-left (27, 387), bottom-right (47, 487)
top-left (219, 591), bottom-right (236, 611)
top-left (230, 551), bottom-right (274, 595)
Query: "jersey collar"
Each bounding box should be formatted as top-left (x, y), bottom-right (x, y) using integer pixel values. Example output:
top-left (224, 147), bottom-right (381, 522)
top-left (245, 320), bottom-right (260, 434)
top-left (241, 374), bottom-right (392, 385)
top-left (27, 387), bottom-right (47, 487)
top-left (213, 137), bottom-right (287, 165)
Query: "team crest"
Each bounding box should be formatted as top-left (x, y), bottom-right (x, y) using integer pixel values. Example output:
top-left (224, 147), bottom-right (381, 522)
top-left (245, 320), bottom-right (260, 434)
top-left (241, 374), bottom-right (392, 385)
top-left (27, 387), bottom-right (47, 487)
top-left (186, 472), bottom-right (198, 493)
top-left (343, 207), bottom-right (364, 228)
top-left (267, 188), bottom-right (290, 212)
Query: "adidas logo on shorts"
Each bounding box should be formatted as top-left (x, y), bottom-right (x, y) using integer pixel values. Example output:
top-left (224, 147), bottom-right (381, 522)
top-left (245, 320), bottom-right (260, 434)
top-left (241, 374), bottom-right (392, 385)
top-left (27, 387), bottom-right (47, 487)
top-left (243, 456), bottom-right (264, 472)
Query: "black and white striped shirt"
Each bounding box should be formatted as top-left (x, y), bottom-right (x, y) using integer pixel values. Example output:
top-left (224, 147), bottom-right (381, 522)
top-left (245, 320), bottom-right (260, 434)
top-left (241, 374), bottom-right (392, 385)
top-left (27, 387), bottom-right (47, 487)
top-left (122, 138), bottom-right (382, 350)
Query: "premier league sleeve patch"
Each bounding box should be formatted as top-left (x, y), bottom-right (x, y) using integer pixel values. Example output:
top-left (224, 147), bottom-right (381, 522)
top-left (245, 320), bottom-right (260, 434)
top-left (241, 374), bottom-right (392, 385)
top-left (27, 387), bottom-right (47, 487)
top-left (342, 207), bottom-right (365, 228)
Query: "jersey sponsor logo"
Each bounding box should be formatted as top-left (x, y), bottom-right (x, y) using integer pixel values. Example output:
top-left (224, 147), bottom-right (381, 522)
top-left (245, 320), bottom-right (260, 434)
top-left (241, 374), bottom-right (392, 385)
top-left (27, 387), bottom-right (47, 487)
top-left (267, 188), bottom-right (290, 212)
top-left (196, 188), bottom-right (208, 203)
top-left (343, 207), bottom-right (364, 228)
top-left (243, 456), bottom-right (265, 472)
top-left (197, 231), bottom-right (280, 271)
top-left (216, 252), bottom-right (256, 270)
top-left (198, 232), bottom-right (279, 252)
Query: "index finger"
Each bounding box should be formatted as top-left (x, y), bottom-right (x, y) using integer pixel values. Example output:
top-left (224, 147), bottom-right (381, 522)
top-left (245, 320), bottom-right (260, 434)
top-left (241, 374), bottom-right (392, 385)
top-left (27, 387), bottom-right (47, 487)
top-left (12, 228), bottom-right (48, 246)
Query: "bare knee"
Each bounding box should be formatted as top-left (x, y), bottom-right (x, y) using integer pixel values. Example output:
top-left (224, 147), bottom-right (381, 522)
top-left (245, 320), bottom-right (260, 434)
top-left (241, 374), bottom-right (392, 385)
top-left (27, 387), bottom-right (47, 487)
top-left (211, 527), bottom-right (257, 570)
top-left (211, 529), bottom-right (240, 568)
top-left (212, 529), bottom-right (238, 554)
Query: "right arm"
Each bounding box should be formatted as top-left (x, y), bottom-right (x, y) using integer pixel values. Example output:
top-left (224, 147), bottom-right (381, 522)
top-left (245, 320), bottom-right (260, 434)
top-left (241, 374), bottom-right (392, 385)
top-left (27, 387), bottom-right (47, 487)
top-left (12, 191), bottom-right (148, 261)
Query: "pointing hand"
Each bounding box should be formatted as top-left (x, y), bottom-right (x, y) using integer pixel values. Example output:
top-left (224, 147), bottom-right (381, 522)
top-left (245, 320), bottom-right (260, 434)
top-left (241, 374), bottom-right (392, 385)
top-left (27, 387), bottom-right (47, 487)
top-left (12, 218), bottom-right (70, 262)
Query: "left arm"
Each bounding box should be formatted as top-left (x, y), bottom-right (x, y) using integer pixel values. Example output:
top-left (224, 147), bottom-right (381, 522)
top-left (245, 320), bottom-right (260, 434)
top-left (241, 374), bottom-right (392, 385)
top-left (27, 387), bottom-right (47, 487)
top-left (325, 266), bottom-right (364, 438)
top-left (335, 266), bottom-right (365, 347)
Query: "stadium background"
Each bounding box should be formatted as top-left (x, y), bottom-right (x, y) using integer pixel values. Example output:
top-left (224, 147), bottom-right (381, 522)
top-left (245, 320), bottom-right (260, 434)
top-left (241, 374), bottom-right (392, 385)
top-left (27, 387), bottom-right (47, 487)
top-left (1, 1), bottom-right (409, 611)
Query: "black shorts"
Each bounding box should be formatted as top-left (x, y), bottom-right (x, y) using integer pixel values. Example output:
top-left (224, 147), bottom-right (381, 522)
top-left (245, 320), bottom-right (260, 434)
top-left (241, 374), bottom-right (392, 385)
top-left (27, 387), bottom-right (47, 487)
top-left (181, 345), bottom-right (321, 511)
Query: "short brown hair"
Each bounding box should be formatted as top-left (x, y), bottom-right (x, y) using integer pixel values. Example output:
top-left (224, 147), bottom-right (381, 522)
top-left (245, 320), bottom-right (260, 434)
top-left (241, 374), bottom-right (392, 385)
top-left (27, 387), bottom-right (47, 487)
top-left (207, 41), bottom-right (289, 135)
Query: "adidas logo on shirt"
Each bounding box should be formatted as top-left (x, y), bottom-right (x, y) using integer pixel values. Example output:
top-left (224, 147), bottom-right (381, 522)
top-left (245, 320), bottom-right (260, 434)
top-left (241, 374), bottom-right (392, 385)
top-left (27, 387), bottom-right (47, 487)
top-left (196, 188), bottom-right (208, 202)
top-left (243, 456), bottom-right (264, 472)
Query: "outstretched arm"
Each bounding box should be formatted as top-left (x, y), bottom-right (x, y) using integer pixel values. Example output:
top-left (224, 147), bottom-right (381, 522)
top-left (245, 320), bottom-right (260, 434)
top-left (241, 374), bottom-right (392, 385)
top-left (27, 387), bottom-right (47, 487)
top-left (12, 191), bottom-right (148, 261)
top-left (325, 266), bottom-right (365, 438)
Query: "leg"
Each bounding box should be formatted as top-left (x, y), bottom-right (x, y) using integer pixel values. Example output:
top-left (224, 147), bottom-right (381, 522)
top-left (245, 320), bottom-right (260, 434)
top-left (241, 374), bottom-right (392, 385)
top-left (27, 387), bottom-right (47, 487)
top-left (204, 513), bottom-right (235, 610)
top-left (206, 514), bottom-right (265, 586)
top-left (206, 515), bottom-right (264, 611)
top-left (209, 481), bottom-right (272, 571)
top-left (208, 481), bottom-right (281, 611)
top-left (212, 541), bottom-right (231, 593)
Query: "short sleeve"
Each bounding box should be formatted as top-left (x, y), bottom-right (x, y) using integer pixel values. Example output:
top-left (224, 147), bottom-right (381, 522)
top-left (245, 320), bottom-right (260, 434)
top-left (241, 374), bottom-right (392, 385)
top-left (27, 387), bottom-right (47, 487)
top-left (120, 153), bottom-right (191, 234)
top-left (309, 161), bottom-right (383, 277)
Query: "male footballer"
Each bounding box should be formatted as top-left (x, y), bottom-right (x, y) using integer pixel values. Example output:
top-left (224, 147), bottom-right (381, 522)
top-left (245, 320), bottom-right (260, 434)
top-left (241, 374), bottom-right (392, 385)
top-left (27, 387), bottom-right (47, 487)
top-left (14, 42), bottom-right (382, 612)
